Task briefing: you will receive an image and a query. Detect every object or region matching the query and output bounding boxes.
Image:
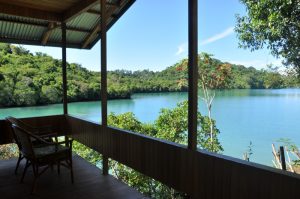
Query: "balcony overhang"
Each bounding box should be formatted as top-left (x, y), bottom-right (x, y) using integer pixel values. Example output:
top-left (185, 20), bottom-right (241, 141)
top-left (0, 0), bottom-right (135, 49)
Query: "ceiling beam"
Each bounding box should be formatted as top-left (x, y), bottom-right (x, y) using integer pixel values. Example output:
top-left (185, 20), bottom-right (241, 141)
top-left (63, 0), bottom-right (99, 22)
top-left (87, 10), bottom-right (119, 17)
top-left (67, 27), bottom-right (90, 33)
top-left (0, 36), bottom-right (80, 49)
top-left (87, 9), bottom-right (101, 15)
top-left (81, 1), bottom-right (121, 48)
top-left (0, 2), bottom-right (61, 22)
top-left (107, 2), bottom-right (120, 7)
top-left (81, 25), bottom-right (101, 49)
top-left (41, 22), bottom-right (58, 45)
top-left (87, 1), bottom-right (120, 15)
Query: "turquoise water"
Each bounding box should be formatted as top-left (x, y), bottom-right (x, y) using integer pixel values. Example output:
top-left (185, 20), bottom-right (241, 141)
top-left (1, 89), bottom-right (300, 166)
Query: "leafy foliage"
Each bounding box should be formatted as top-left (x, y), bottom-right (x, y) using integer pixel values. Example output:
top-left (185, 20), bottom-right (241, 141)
top-left (236, 0), bottom-right (300, 75)
top-left (0, 144), bottom-right (17, 160)
top-left (0, 44), bottom-right (298, 108)
top-left (277, 138), bottom-right (298, 153)
top-left (72, 141), bottom-right (102, 166)
top-left (175, 52), bottom-right (298, 90)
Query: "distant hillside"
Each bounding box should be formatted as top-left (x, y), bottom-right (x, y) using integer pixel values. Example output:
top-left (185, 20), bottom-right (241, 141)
top-left (0, 44), bottom-right (298, 107)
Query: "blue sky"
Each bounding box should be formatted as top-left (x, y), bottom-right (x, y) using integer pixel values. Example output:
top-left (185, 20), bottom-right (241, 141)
top-left (23, 0), bottom-right (281, 72)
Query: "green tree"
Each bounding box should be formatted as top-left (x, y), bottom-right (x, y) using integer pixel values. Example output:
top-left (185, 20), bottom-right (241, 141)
top-left (175, 53), bottom-right (233, 90)
top-left (0, 43), bottom-right (11, 53)
top-left (264, 65), bottom-right (284, 88)
top-left (236, 0), bottom-right (300, 74)
top-left (284, 67), bottom-right (300, 87)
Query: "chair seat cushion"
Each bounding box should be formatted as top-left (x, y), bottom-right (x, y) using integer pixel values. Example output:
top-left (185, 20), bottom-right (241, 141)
top-left (34, 145), bottom-right (69, 158)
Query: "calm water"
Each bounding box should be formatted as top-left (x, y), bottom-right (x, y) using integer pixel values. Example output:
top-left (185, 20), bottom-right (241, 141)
top-left (1, 89), bottom-right (300, 166)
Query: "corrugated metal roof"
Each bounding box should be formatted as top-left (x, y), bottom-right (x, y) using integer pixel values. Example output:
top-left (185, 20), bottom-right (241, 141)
top-left (0, 14), bottom-right (47, 26)
top-left (49, 28), bottom-right (89, 44)
top-left (0, 0), bottom-right (136, 49)
top-left (0, 18), bottom-right (46, 41)
top-left (68, 13), bottom-right (99, 31)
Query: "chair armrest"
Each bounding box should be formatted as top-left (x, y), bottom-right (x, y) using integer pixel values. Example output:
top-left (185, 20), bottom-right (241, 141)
top-left (53, 137), bottom-right (73, 146)
top-left (50, 137), bottom-right (74, 152)
top-left (36, 136), bottom-right (74, 150)
top-left (27, 128), bottom-right (73, 151)
top-left (39, 132), bottom-right (59, 141)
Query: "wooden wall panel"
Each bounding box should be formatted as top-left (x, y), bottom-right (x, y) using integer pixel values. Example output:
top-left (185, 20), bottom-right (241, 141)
top-left (66, 115), bottom-right (103, 153)
top-left (190, 150), bottom-right (300, 199)
top-left (66, 116), bottom-right (300, 199)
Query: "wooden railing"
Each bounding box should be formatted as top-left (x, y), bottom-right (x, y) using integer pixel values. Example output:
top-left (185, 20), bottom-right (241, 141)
top-left (0, 115), bottom-right (68, 145)
top-left (1, 115), bottom-right (300, 198)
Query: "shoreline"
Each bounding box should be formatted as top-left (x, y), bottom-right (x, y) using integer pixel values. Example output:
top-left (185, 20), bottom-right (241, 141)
top-left (1, 87), bottom-right (299, 109)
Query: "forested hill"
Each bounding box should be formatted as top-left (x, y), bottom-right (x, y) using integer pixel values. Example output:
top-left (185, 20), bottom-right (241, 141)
top-left (0, 44), bottom-right (298, 107)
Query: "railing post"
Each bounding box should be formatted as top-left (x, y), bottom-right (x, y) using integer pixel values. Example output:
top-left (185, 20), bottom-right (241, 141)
top-left (62, 22), bottom-right (68, 115)
top-left (101, 0), bottom-right (109, 175)
top-left (188, 0), bottom-right (198, 150)
top-left (280, 146), bottom-right (286, 171)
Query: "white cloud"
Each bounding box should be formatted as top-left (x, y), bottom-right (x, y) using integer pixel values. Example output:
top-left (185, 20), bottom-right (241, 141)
top-left (175, 42), bottom-right (188, 56)
top-left (175, 27), bottom-right (235, 56)
top-left (200, 27), bottom-right (234, 46)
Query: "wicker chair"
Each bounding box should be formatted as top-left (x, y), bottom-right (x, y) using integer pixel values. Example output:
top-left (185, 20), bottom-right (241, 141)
top-left (11, 124), bottom-right (74, 193)
top-left (6, 117), bottom-right (58, 174)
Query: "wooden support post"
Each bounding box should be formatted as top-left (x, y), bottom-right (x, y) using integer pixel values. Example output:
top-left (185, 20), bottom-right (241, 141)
top-left (62, 22), bottom-right (68, 115)
top-left (280, 146), bottom-right (287, 171)
top-left (101, 0), bottom-right (109, 175)
top-left (102, 156), bottom-right (109, 175)
top-left (188, 0), bottom-right (198, 150)
top-left (41, 22), bottom-right (55, 45)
